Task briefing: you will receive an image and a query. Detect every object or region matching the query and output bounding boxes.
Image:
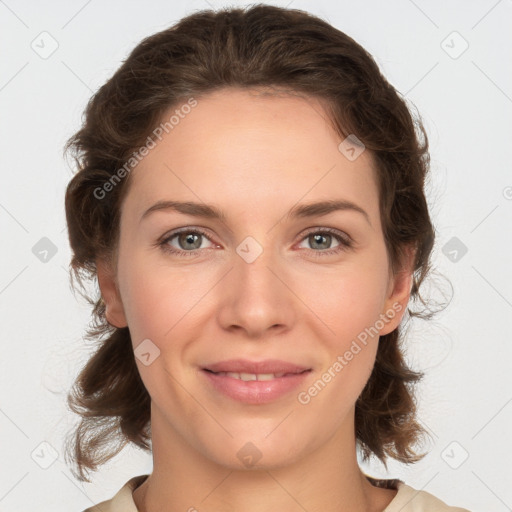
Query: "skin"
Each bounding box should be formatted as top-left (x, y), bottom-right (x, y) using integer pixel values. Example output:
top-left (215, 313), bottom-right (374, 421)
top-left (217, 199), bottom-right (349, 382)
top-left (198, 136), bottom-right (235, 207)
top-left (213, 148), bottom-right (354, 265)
top-left (97, 87), bottom-right (415, 512)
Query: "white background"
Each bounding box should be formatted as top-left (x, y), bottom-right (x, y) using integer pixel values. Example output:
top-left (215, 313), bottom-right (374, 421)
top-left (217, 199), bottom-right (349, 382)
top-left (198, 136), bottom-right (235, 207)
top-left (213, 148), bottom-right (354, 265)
top-left (1, 0), bottom-right (511, 510)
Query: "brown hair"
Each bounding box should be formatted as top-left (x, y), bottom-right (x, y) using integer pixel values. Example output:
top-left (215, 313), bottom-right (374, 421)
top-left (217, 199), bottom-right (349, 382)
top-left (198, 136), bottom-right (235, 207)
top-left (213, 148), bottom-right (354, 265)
top-left (64, 3), bottom-right (441, 482)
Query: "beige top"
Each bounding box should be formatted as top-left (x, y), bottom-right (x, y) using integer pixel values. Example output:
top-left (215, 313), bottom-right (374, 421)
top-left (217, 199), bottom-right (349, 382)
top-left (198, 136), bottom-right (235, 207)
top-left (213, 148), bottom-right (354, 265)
top-left (82, 474), bottom-right (471, 512)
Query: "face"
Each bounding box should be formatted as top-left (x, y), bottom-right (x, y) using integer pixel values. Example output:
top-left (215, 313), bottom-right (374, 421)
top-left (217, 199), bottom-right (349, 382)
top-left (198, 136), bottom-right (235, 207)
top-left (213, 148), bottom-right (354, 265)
top-left (98, 87), bottom-right (412, 470)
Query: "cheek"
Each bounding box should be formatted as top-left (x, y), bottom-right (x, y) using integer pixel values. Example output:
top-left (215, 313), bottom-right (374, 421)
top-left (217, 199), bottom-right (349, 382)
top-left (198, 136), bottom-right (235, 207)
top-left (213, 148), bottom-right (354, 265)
top-left (117, 260), bottom-right (207, 417)
top-left (299, 259), bottom-right (390, 345)
top-left (296, 270), bottom-right (384, 417)
top-left (295, 256), bottom-right (389, 397)
top-left (117, 251), bottom-right (211, 346)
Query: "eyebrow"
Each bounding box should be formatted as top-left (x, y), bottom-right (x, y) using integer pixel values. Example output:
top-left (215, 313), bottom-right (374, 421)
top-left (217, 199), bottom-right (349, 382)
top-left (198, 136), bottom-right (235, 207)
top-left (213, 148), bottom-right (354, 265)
top-left (140, 199), bottom-right (371, 226)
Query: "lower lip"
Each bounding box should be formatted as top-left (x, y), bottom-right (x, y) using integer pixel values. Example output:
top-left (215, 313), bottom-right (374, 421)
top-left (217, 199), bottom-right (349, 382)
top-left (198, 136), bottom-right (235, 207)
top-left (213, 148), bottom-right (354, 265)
top-left (202, 369), bottom-right (311, 404)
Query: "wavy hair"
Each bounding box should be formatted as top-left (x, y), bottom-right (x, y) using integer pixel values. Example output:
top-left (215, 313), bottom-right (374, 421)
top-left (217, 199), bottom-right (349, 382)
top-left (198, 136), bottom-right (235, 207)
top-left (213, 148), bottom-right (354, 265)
top-left (64, 3), bottom-right (443, 481)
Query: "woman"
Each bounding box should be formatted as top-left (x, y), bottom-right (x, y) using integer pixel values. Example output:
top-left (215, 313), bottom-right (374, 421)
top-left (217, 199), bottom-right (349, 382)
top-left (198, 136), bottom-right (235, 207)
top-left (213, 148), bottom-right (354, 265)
top-left (64, 4), bottom-right (470, 511)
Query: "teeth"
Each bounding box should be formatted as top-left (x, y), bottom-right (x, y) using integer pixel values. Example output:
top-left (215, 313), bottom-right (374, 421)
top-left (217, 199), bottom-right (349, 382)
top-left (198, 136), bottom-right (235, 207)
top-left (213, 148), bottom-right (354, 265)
top-left (214, 371), bottom-right (287, 381)
top-left (240, 372), bottom-right (257, 381)
top-left (256, 373), bottom-right (277, 381)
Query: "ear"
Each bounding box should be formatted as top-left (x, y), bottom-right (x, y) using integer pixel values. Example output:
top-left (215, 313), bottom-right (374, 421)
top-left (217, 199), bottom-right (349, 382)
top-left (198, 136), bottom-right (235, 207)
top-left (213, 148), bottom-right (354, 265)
top-left (378, 245), bottom-right (416, 336)
top-left (96, 257), bottom-right (128, 328)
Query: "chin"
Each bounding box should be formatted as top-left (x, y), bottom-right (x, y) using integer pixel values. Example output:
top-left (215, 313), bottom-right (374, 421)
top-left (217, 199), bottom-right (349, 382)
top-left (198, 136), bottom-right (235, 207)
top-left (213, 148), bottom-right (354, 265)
top-left (194, 424), bottom-right (313, 472)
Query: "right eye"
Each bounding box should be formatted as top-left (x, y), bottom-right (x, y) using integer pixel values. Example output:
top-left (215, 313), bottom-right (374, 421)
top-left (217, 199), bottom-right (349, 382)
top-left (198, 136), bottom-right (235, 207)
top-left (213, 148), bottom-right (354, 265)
top-left (159, 228), bottom-right (217, 257)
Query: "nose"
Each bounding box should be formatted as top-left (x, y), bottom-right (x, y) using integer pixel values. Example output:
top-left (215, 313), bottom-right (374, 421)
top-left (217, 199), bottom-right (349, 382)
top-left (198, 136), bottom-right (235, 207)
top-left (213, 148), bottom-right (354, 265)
top-left (216, 242), bottom-right (297, 339)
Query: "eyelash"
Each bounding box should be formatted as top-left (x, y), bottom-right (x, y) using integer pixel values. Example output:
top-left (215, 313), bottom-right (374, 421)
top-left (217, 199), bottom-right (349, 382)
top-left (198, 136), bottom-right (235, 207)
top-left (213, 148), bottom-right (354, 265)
top-left (156, 227), bottom-right (353, 258)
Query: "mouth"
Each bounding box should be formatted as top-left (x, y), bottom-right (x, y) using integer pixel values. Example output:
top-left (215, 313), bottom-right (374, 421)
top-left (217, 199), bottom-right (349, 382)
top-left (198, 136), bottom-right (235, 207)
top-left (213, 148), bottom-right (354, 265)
top-left (201, 360), bottom-right (312, 404)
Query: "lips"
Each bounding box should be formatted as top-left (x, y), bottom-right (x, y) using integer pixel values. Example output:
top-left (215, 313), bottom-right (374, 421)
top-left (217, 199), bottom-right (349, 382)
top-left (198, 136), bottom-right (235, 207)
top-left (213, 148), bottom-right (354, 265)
top-left (201, 359), bottom-right (312, 404)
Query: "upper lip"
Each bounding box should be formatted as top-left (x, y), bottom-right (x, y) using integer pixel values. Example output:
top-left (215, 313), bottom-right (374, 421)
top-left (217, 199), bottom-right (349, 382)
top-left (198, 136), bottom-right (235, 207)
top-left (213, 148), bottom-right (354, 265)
top-left (203, 359), bottom-right (311, 374)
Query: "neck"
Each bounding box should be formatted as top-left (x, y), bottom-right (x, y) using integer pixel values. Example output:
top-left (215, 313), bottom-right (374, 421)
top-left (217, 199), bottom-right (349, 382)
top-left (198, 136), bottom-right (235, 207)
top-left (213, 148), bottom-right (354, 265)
top-left (133, 404), bottom-right (397, 512)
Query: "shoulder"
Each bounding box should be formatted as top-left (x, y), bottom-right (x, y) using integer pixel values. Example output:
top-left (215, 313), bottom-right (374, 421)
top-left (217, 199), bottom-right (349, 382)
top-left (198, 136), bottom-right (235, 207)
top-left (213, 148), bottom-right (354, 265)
top-left (80, 474), bottom-right (472, 512)
top-left (80, 474), bottom-right (149, 512)
top-left (385, 481), bottom-right (472, 512)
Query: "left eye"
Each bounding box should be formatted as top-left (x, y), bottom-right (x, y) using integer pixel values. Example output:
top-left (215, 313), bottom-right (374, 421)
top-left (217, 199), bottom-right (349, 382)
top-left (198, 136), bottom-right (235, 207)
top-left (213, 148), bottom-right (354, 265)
top-left (298, 232), bottom-right (342, 251)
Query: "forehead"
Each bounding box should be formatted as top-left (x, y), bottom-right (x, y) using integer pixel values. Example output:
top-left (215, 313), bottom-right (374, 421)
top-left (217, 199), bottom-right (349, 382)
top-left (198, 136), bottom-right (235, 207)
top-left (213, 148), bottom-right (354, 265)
top-left (122, 88), bottom-right (379, 226)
